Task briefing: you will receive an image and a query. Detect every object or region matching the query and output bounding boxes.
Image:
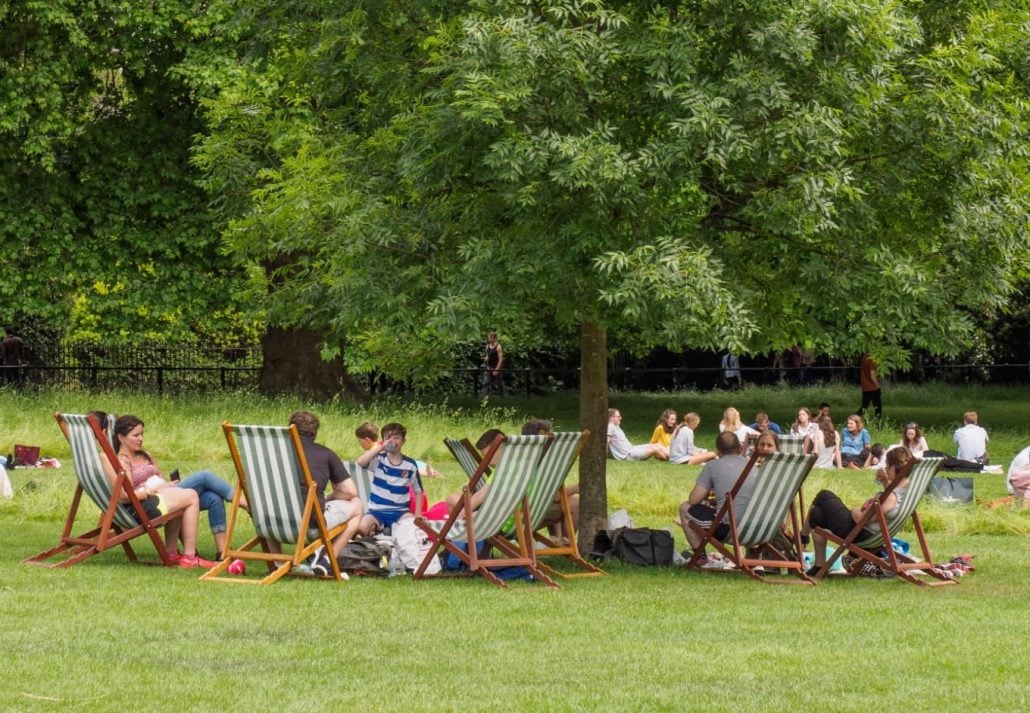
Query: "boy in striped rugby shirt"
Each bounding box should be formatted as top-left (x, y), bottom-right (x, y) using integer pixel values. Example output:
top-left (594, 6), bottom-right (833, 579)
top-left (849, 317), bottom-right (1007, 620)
top-left (355, 422), bottom-right (423, 535)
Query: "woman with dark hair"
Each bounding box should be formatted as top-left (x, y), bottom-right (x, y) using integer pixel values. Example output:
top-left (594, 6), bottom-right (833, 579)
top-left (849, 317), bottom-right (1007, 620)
top-left (804, 446), bottom-right (914, 574)
top-left (112, 414), bottom-right (233, 567)
top-left (899, 422), bottom-right (930, 459)
top-left (808, 418), bottom-right (842, 469)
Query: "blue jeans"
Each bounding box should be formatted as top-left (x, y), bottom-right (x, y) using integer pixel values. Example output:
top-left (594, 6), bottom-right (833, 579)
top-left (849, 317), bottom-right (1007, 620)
top-left (177, 470), bottom-right (234, 534)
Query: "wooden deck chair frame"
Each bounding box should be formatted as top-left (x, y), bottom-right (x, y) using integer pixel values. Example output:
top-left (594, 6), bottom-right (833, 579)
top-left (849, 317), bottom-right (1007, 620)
top-left (811, 456), bottom-right (954, 586)
top-left (492, 431), bottom-right (603, 579)
top-left (24, 412), bottom-right (185, 568)
top-left (201, 423), bottom-right (347, 585)
top-left (415, 434), bottom-right (558, 589)
top-left (685, 452), bottom-right (817, 584)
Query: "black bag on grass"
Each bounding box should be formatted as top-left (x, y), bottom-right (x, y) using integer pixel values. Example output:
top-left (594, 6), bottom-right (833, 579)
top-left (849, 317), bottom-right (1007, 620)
top-left (336, 537), bottom-right (391, 576)
top-left (610, 527), bottom-right (674, 566)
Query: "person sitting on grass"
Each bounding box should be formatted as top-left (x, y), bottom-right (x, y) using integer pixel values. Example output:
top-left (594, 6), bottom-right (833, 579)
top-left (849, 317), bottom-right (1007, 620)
top-left (718, 407), bottom-right (760, 454)
top-left (897, 422), bottom-right (930, 459)
top-left (649, 409), bottom-right (677, 449)
top-left (954, 411), bottom-right (989, 464)
top-left (669, 412), bottom-right (717, 466)
top-left (749, 411), bottom-right (782, 435)
top-left (840, 414), bottom-right (871, 468)
top-left (285, 411), bottom-right (363, 577)
top-left (807, 417), bottom-right (842, 469)
top-left (676, 432), bottom-right (752, 566)
top-left (790, 407), bottom-right (819, 441)
top-left (356, 422), bottom-right (422, 536)
top-left (803, 446), bottom-right (913, 575)
top-left (607, 409), bottom-right (668, 461)
top-left (109, 414), bottom-right (220, 569)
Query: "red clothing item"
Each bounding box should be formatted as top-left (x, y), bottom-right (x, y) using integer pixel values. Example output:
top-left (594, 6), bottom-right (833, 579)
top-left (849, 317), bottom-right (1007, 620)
top-left (860, 354), bottom-right (879, 391)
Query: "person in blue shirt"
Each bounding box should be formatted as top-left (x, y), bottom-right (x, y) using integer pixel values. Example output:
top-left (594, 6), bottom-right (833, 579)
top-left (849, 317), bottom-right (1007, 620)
top-left (840, 414), bottom-right (871, 468)
top-left (748, 411), bottom-right (783, 435)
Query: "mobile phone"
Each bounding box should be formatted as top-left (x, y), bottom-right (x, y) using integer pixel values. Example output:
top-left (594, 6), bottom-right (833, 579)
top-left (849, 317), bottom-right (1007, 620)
top-left (169, 469), bottom-right (180, 482)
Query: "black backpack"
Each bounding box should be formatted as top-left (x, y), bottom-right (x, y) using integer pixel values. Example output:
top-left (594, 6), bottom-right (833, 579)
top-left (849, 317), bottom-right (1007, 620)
top-left (336, 537), bottom-right (391, 576)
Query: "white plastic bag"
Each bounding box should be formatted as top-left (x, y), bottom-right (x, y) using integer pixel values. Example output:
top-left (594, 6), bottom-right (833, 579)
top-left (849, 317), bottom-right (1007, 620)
top-left (390, 517), bottom-right (440, 575)
top-left (607, 508), bottom-right (634, 530)
top-left (0, 464), bottom-right (12, 499)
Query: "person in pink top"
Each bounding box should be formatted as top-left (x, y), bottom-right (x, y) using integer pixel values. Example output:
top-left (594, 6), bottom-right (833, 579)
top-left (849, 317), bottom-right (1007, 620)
top-left (111, 415), bottom-right (221, 568)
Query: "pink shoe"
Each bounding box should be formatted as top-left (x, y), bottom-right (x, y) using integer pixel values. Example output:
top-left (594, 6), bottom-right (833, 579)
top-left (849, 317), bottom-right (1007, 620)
top-left (179, 553), bottom-right (218, 570)
top-left (163, 551), bottom-right (182, 566)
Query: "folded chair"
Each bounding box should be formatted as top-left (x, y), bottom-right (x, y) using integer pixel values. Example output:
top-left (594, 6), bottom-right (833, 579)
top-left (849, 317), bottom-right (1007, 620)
top-left (415, 434), bottom-right (557, 589)
top-left (201, 423), bottom-right (347, 585)
top-left (23, 412), bottom-right (185, 568)
top-left (812, 456), bottom-right (953, 586)
top-left (686, 452), bottom-right (817, 584)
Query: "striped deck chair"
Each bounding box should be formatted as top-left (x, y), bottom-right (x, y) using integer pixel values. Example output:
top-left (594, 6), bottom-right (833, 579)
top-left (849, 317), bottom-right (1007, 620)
top-left (778, 434), bottom-right (806, 455)
top-left (492, 431), bottom-right (603, 579)
top-left (686, 452), bottom-right (817, 584)
top-left (341, 460), bottom-right (375, 506)
top-left (443, 437), bottom-right (488, 490)
top-left (23, 412), bottom-right (185, 568)
top-left (201, 423), bottom-right (347, 585)
top-left (414, 434), bottom-right (557, 589)
top-left (813, 457), bottom-right (954, 586)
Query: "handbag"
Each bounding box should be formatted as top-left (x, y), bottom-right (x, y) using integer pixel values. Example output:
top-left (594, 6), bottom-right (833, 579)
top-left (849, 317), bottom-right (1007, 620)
top-left (610, 527), bottom-right (674, 566)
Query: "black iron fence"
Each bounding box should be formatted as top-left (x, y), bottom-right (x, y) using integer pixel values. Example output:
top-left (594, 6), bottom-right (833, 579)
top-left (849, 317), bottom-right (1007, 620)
top-left (1, 341), bottom-right (1026, 395)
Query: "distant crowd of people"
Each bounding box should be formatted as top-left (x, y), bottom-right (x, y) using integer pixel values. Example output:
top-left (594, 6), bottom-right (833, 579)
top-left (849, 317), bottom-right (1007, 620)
top-left (607, 405), bottom-right (1004, 476)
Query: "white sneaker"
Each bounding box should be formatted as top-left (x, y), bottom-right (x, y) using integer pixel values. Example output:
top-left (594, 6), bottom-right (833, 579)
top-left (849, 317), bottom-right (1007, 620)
top-left (982, 465), bottom-right (1003, 474)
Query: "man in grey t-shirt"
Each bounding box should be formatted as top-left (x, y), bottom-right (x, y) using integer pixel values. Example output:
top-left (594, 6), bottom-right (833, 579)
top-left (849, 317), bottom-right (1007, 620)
top-left (606, 409), bottom-right (668, 461)
top-left (678, 432), bottom-right (754, 558)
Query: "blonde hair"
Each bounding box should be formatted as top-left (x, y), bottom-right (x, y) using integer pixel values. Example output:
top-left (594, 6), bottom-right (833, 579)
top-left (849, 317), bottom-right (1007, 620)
top-left (964, 411), bottom-right (978, 425)
top-left (720, 407), bottom-right (743, 432)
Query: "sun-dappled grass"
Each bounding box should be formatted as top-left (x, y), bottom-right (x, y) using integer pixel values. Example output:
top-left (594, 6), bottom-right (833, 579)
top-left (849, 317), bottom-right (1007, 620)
top-left (1, 384), bottom-right (1029, 710)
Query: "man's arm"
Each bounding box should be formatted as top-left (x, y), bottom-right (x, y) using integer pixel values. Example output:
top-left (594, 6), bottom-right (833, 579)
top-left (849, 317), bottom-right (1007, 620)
top-left (329, 478), bottom-right (358, 502)
top-left (686, 482), bottom-right (709, 506)
top-left (494, 343), bottom-right (504, 373)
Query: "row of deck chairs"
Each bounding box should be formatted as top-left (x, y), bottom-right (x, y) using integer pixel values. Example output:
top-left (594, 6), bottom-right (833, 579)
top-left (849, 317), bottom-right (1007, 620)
top-left (24, 413), bottom-right (957, 588)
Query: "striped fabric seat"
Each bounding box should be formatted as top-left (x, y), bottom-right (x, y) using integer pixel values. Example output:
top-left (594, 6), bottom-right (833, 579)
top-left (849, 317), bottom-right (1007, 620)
top-left (444, 438), bottom-right (481, 479)
top-left (416, 434), bottom-right (558, 588)
top-left (64, 413), bottom-right (137, 531)
top-left (23, 412), bottom-right (184, 569)
top-left (778, 434), bottom-right (806, 455)
top-left (520, 432), bottom-right (584, 534)
top-left (813, 457), bottom-right (953, 586)
top-left (686, 451), bottom-right (816, 583)
top-left (229, 425), bottom-right (309, 545)
top-left (201, 423), bottom-right (346, 585)
top-left (341, 460), bottom-right (375, 505)
top-left (422, 434), bottom-right (547, 543)
top-left (854, 457), bottom-right (944, 550)
top-left (735, 453), bottom-right (814, 546)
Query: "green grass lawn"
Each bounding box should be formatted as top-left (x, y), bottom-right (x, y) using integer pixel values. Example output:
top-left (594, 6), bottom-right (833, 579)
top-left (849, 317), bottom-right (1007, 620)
top-left (1, 384), bottom-right (1029, 711)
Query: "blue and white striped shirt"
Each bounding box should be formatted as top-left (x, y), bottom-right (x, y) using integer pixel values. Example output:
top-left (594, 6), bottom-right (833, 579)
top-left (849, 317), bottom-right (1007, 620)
top-left (368, 453), bottom-right (422, 512)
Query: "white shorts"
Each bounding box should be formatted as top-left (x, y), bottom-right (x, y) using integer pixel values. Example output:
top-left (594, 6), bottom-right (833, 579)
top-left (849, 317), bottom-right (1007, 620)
top-left (323, 500), bottom-right (359, 529)
top-left (615, 444), bottom-right (653, 461)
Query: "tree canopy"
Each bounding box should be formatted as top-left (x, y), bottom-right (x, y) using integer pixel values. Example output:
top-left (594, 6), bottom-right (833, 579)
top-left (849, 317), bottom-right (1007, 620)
top-left (185, 0), bottom-right (1028, 543)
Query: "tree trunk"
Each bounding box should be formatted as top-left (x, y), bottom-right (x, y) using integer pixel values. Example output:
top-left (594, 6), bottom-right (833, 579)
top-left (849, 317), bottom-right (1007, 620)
top-left (577, 320), bottom-right (608, 556)
top-left (259, 326), bottom-right (368, 401)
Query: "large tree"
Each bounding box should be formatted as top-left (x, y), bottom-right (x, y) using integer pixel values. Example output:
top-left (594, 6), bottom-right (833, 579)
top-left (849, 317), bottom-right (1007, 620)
top-left (194, 0), bottom-right (1029, 548)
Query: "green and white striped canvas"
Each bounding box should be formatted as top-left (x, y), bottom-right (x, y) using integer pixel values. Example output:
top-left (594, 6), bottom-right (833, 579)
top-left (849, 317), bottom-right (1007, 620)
top-left (230, 425), bottom-right (307, 545)
top-left (855, 457), bottom-right (944, 549)
top-left (778, 434), bottom-right (806, 455)
top-left (735, 452), bottom-right (815, 546)
top-left (507, 431), bottom-right (584, 536)
top-left (424, 434), bottom-right (548, 543)
top-left (444, 438), bottom-right (480, 479)
top-left (341, 460), bottom-right (375, 505)
top-left (63, 413), bottom-right (137, 531)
